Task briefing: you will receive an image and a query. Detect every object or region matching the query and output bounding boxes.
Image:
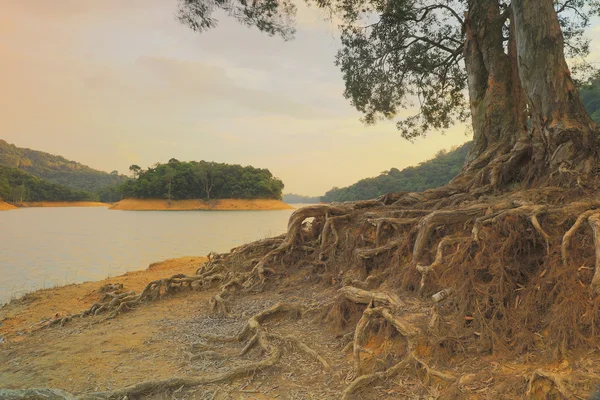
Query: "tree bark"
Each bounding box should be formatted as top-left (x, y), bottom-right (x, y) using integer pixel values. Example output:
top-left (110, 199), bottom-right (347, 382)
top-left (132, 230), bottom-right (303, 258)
top-left (453, 0), bottom-right (529, 189)
top-left (511, 0), bottom-right (599, 182)
top-left (452, 0), bottom-right (600, 191)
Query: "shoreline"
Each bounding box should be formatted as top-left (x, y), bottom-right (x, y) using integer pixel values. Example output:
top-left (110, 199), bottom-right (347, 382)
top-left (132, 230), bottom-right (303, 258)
top-left (0, 256), bottom-right (207, 340)
top-left (16, 201), bottom-right (109, 208)
top-left (0, 201), bottom-right (17, 211)
top-left (110, 198), bottom-right (294, 211)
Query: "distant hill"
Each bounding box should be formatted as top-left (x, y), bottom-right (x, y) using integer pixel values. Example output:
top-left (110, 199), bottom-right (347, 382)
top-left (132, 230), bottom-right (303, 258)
top-left (0, 139), bottom-right (128, 192)
top-left (321, 142), bottom-right (471, 202)
top-left (282, 193), bottom-right (321, 203)
top-left (0, 165), bottom-right (96, 203)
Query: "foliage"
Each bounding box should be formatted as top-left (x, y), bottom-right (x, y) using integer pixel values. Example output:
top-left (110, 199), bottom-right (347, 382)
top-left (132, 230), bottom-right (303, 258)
top-left (120, 159), bottom-right (284, 200)
top-left (282, 193), bottom-right (321, 203)
top-left (177, 0), bottom-right (296, 40)
top-left (0, 165), bottom-right (97, 203)
top-left (321, 142), bottom-right (471, 202)
top-left (579, 73), bottom-right (600, 124)
top-left (333, 0), bottom-right (599, 139)
top-left (95, 185), bottom-right (124, 203)
top-left (0, 139), bottom-right (128, 193)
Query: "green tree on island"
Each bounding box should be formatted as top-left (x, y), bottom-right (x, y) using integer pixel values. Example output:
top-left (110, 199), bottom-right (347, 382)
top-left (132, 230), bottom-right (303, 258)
top-left (120, 160), bottom-right (284, 200)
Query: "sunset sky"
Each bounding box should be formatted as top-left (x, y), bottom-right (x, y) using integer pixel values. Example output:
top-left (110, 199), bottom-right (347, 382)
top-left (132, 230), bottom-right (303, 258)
top-left (2, 1), bottom-right (599, 196)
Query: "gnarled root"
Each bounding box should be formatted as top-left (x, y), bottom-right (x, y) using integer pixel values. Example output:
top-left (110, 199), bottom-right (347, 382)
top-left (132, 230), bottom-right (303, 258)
top-left (342, 305), bottom-right (455, 400)
top-left (44, 270), bottom-right (229, 328)
top-left (416, 236), bottom-right (467, 293)
top-left (339, 286), bottom-right (404, 309)
top-left (526, 369), bottom-right (574, 399)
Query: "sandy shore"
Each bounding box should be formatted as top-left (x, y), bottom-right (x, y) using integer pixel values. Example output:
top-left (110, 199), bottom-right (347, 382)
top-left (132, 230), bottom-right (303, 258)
top-left (0, 256), bottom-right (206, 340)
top-left (0, 201), bottom-right (17, 211)
top-left (110, 198), bottom-right (294, 211)
top-left (17, 201), bottom-right (109, 208)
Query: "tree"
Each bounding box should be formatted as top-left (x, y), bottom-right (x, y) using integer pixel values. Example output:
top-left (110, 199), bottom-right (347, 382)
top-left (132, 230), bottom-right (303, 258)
top-left (163, 165), bottom-right (177, 202)
top-left (10, 184), bottom-right (26, 204)
top-left (193, 163), bottom-right (214, 200)
top-left (129, 164), bottom-right (142, 179)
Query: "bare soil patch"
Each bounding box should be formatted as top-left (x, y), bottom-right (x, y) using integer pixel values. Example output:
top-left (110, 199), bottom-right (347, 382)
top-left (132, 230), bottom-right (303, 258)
top-left (109, 199), bottom-right (294, 211)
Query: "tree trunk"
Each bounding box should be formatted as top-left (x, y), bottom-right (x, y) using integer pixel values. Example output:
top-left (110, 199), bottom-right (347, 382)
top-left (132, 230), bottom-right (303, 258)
top-left (453, 0), bottom-right (600, 192)
top-left (511, 0), bottom-right (599, 183)
top-left (452, 0), bottom-right (528, 189)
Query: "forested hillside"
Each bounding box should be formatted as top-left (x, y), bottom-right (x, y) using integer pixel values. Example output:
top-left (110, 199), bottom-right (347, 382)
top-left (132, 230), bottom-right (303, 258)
top-left (580, 75), bottom-right (600, 124)
top-left (0, 166), bottom-right (96, 203)
top-left (120, 159), bottom-right (284, 200)
top-left (321, 142), bottom-right (471, 202)
top-left (0, 140), bottom-right (128, 192)
top-left (282, 193), bottom-right (321, 203)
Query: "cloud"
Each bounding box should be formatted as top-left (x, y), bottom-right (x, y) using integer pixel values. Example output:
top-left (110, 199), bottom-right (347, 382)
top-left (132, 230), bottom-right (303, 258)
top-left (132, 56), bottom-right (324, 118)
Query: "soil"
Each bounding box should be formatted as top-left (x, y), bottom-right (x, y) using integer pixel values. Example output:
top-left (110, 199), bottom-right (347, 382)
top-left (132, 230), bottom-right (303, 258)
top-left (109, 199), bottom-right (294, 211)
top-left (1, 254), bottom-right (597, 399)
top-left (0, 201), bottom-right (17, 210)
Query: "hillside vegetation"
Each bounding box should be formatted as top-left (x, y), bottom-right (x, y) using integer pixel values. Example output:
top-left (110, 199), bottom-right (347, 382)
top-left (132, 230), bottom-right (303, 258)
top-left (0, 140), bottom-right (128, 193)
top-left (0, 165), bottom-right (96, 203)
top-left (321, 142), bottom-right (471, 202)
top-left (580, 74), bottom-right (600, 124)
top-left (282, 193), bottom-right (321, 203)
top-left (121, 159), bottom-right (284, 200)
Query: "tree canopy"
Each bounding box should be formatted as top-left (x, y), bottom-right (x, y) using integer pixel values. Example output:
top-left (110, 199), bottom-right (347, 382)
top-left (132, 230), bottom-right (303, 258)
top-left (120, 159), bottom-right (285, 200)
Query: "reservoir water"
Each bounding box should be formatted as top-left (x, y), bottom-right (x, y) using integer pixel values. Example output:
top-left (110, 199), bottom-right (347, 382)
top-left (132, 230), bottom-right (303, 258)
top-left (0, 206), bottom-right (307, 305)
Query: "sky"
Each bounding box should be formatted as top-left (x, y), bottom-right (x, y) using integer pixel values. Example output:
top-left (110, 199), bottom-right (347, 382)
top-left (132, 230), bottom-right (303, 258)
top-left (1, 1), bottom-right (599, 196)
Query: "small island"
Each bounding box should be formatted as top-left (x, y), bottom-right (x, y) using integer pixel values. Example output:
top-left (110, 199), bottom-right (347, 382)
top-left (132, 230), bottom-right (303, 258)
top-left (112, 159), bottom-right (292, 211)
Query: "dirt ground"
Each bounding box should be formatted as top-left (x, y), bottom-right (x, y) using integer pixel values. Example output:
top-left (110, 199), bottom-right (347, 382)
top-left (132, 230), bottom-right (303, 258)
top-left (2, 256), bottom-right (600, 399)
top-left (0, 257), bottom-right (349, 399)
top-left (0, 201), bottom-right (17, 211)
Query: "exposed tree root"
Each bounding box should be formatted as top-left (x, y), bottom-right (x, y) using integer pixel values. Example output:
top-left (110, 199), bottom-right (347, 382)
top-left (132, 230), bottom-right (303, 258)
top-left (18, 187), bottom-right (600, 399)
top-left (416, 236), bottom-right (467, 293)
top-left (588, 214), bottom-right (600, 292)
top-left (268, 333), bottom-right (332, 371)
top-left (339, 286), bottom-right (404, 309)
top-left (341, 305), bottom-right (455, 399)
top-left (526, 369), bottom-right (575, 399)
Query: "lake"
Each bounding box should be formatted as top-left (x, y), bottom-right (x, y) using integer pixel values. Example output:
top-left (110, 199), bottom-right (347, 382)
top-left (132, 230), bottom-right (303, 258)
top-left (0, 206), bottom-right (308, 305)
